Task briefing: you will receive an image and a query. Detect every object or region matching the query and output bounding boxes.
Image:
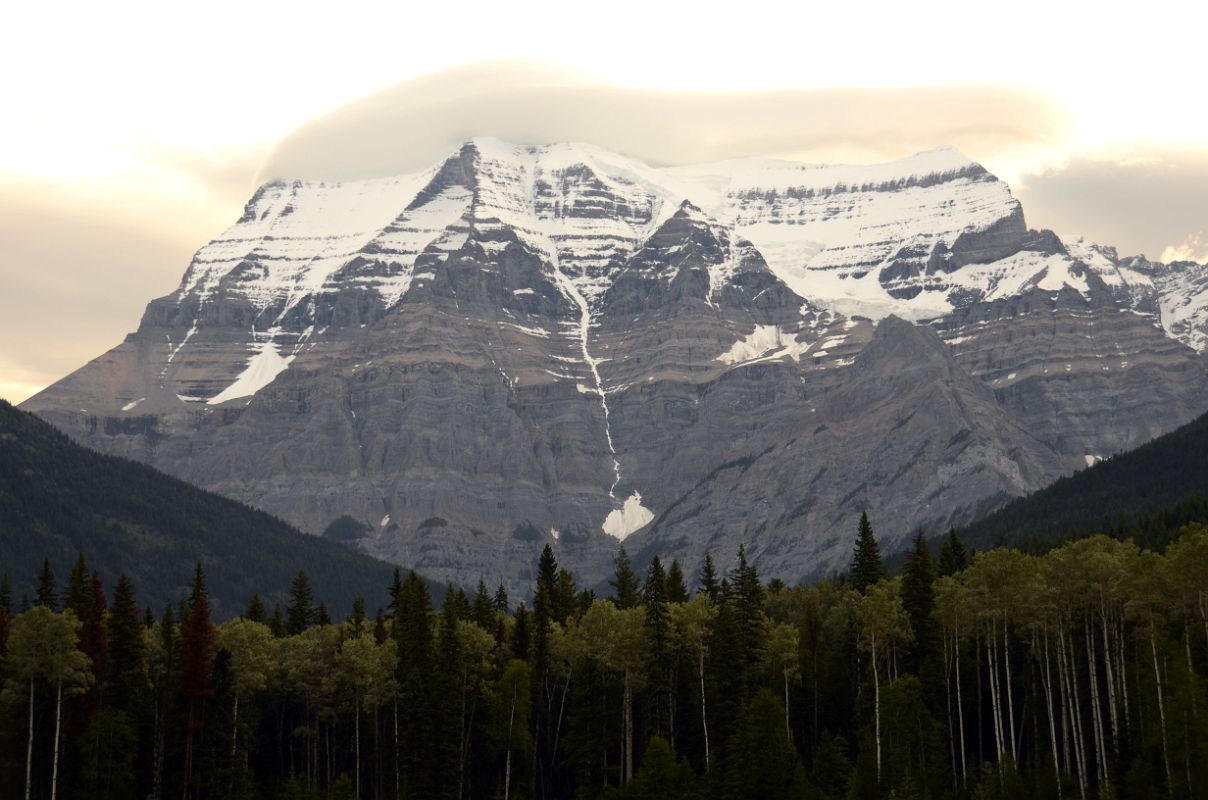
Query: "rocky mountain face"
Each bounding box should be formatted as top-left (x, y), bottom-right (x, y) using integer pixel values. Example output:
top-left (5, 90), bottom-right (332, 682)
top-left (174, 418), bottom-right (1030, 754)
top-left (23, 139), bottom-right (1208, 588)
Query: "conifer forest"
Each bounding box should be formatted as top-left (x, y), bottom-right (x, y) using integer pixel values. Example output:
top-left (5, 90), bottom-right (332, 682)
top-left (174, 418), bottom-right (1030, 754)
top-left (4, 518), bottom-right (1208, 800)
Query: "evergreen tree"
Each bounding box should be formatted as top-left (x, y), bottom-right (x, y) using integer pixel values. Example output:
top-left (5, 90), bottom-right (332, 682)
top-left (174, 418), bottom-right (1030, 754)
top-left (392, 570), bottom-right (437, 798)
top-left (556, 568), bottom-right (578, 624)
top-left (36, 556), bottom-right (58, 610)
top-left (349, 596), bottom-right (367, 636)
top-left (107, 574), bottom-right (147, 717)
top-left (643, 556), bottom-right (673, 738)
top-left (178, 563), bottom-right (215, 798)
top-left (610, 546), bottom-right (641, 609)
top-left (899, 530), bottom-right (937, 676)
top-left (472, 579), bottom-right (494, 629)
top-left (699, 552), bottom-right (721, 602)
top-left (244, 593), bottom-right (267, 623)
top-left (937, 528), bottom-right (969, 577)
top-left (387, 566), bottom-right (404, 613)
top-left (849, 512), bottom-right (885, 594)
top-left (512, 603), bottom-right (531, 659)
top-left (666, 559), bottom-right (689, 603)
top-left (0, 574), bottom-right (10, 613)
top-left (286, 570), bottom-right (315, 635)
top-left (494, 582), bottom-right (509, 614)
top-left (65, 552), bottom-right (91, 619)
top-left (269, 604), bottom-right (285, 638)
top-left (723, 688), bottom-right (808, 800)
top-left (313, 602), bottom-right (331, 626)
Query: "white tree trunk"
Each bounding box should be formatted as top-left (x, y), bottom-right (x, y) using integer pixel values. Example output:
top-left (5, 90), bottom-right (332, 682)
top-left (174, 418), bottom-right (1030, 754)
top-left (50, 678), bottom-right (62, 800)
top-left (872, 634), bottom-right (882, 784)
top-left (699, 652), bottom-right (710, 772)
top-left (1152, 630), bottom-right (1173, 798)
top-left (24, 677), bottom-right (34, 800)
top-left (955, 626), bottom-right (967, 786)
top-left (1003, 623), bottom-right (1018, 764)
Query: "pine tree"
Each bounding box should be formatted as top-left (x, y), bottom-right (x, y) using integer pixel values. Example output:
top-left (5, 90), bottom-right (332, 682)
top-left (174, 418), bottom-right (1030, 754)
top-left (512, 604), bottom-right (531, 659)
top-left (666, 559), bottom-right (689, 604)
top-left (938, 528), bottom-right (969, 577)
top-left (65, 553), bottom-right (91, 619)
top-left (494, 582), bottom-right (509, 614)
top-left (36, 557), bottom-right (58, 610)
top-left (850, 512), bottom-right (885, 594)
top-left (349, 596), bottom-right (367, 636)
top-left (244, 593), bottom-right (267, 623)
top-left (0, 574), bottom-right (10, 613)
top-left (179, 563), bottom-right (215, 798)
top-left (556, 568), bottom-right (578, 624)
top-left (643, 557), bottom-right (673, 738)
top-left (286, 570), bottom-right (315, 635)
top-left (313, 602), bottom-right (331, 626)
top-left (269, 604), bottom-right (285, 638)
top-left (610, 547), bottom-right (641, 609)
top-left (387, 566), bottom-right (404, 613)
top-left (699, 553), bottom-right (721, 602)
top-left (472, 579), bottom-right (494, 629)
top-left (392, 570), bottom-right (437, 798)
top-left (107, 574), bottom-right (147, 718)
top-left (899, 530), bottom-right (938, 677)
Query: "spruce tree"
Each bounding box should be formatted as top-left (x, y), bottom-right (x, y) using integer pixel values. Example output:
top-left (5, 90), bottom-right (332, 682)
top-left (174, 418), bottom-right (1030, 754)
top-left (938, 528), bottom-right (969, 577)
top-left (36, 557), bottom-right (58, 610)
top-left (179, 563), bottom-right (214, 796)
top-left (610, 547), bottom-right (641, 609)
top-left (556, 568), bottom-right (578, 624)
top-left (244, 593), bottom-right (267, 623)
top-left (899, 530), bottom-right (937, 675)
top-left (849, 512), bottom-right (885, 594)
top-left (107, 574), bottom-right (147, 717)
top-left (313, 602), bottom-right (331, 626)
top-left (472, 579), bottom-right (494, 629)
top-left (269, 604), bottom-right (285, 638)
top-left (349, 596), bottom-right (367, 636)
top-left (65, 553), bottom-right (91, 619)
top-left (699, 552), bottom-right (721, 602)
top-left (286, 570), bottom-right (314, 635)
top-left (643, 557), bottom-right (672, 737)
top-left (666, 559), bottom-right (689, 604)
top-left (512, 603), bottom-right (532, 659)
top-left (494, 582), bottom-right (510, 614)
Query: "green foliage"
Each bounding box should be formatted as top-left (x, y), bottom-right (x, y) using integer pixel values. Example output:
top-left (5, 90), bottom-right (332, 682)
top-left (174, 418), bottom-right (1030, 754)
top-left (850, 512), bottom-right (885, 594)
top-left (1, 519), bottom-right (1208, 800)
top-left (610, 547), bottom-right (641, 609)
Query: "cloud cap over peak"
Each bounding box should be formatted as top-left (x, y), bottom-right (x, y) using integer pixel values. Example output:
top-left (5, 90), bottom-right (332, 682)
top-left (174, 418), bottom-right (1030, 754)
top-left (257, 61), bottom-right (1071, 183)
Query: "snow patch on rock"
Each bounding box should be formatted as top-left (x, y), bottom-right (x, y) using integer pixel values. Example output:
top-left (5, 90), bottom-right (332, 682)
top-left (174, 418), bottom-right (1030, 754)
top-left (602, 492), bottom-right (654, 539)
top-left (207, 342), bottom-right (296, 405)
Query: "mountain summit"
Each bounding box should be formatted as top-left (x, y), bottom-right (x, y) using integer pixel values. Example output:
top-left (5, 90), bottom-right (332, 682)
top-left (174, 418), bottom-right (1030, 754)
top-left (22, 140), bottom-right (1208, 588)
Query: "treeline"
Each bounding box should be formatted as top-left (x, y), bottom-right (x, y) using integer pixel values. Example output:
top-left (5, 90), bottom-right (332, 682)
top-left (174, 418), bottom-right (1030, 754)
top-left (3, 517), bottom-right (1208, 799)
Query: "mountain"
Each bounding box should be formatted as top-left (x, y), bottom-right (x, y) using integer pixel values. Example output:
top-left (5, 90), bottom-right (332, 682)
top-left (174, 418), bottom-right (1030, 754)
top-left (21, 138), bottom-right (1208, 588)
top-left (958, 407), bottom-right (1208, 552)
top-left (0, 399), bottom-right (398, 617)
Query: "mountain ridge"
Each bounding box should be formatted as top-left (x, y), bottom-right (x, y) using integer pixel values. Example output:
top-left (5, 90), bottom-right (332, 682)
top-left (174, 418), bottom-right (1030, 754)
top-left (21, 138), bottom-right (1208, 590)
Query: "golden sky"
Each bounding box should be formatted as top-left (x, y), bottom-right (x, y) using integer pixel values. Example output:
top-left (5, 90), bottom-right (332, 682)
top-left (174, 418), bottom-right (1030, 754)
top-left (2, 0), bottom-right (1206, 403)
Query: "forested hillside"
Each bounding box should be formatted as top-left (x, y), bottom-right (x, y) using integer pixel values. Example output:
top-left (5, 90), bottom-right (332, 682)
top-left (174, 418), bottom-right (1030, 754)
top-left (3, 514), bottom-right (1206, 799)
top-left (0, 400), bottom-right (397, 616)
top-left (959, 408), bottom-right (1208, 551)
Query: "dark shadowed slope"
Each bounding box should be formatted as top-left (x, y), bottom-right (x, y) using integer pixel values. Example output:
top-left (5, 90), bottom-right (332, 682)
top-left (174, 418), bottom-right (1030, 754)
top-left (0, 399), bottom-right (401, 617)
top-left (959, 408), bottom-right (1208, 551)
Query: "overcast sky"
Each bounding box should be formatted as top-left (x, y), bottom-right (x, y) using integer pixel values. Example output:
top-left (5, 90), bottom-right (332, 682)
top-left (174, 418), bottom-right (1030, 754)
top-left (2, 0), bottom-right (1205, 403)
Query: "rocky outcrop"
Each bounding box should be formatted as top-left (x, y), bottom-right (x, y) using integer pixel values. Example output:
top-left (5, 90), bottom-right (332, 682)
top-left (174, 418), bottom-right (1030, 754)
top-left (22, 139), bottom-right (1208, 591)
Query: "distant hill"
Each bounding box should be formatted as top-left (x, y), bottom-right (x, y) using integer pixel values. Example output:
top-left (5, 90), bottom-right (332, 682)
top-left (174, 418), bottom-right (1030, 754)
top-left (0, 399), bottom-right (403, 618)
top-left (958, 408), bottom-right (1208, 552)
